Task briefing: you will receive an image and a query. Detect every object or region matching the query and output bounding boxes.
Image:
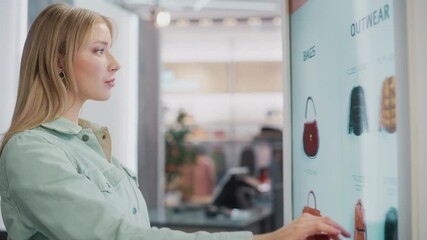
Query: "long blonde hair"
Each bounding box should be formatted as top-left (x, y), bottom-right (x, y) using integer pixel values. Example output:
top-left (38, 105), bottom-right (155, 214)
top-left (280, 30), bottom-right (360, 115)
top-left (0, 3), bottom-right (113, 153)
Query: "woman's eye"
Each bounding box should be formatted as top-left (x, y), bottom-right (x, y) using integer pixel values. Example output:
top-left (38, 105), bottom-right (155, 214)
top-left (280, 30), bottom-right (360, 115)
top-left (95, 48), bottom-right (105, 55)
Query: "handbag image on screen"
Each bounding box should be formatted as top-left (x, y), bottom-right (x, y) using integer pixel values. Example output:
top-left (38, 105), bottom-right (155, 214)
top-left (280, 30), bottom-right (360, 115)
top-left (354, 199), bottom-right (367, 240)
top-left (349, 86), bottom-right (369, 136)
top-left (379, 76), bottom-right (397, 133)
top-left (302, 191), bottom-right (329, 240)
top-left (384, 207), bottom-right (398, 240)
top-left (303, 97), bottom-right (319, 157)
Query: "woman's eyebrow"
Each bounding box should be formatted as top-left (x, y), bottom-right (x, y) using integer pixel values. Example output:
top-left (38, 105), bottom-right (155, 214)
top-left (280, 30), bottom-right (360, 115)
top-left (91, 40), bottom-right (109, 46)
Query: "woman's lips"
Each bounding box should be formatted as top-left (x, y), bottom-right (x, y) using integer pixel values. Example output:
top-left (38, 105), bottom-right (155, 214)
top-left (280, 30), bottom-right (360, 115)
top-left (105, 79), bottom-right (115, 87)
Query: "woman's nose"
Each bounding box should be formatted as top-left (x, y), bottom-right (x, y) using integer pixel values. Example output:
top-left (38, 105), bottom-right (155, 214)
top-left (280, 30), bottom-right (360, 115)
top-left (110, 55), bottom-right (121, 72)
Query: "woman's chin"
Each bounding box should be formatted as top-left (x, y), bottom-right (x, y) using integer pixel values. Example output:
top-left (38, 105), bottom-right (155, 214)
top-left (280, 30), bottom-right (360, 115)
top-left (94, 94), bottom-right (112, 101)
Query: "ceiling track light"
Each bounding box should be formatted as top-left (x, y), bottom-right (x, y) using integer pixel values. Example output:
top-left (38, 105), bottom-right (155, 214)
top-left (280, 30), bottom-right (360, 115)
top-left (198, 18), bottom-right (214, 27)
top-left (153, 8), bottom-right (171, 28)
top-left (175, 19), bottom-right (190, 27)
top-left (170, 17), bottom-right (281, 28)
top-left (272, 17), bottom-right (282, 26)
top-left (247, 17), bottom-right (262, 26)
top-left (222, 18), bottom-right (238, 27)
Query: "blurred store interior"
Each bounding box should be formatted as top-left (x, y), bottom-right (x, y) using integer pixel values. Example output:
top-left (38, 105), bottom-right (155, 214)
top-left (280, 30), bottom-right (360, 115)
top-left (2, 0), bottom-right (427, 239)
top-left (0, 0), bottom-right (285, 234)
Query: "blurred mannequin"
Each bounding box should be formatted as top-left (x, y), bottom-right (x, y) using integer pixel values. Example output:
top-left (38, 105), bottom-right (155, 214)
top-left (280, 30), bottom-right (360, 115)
top-left (193, 148), bottom-right (216, 197)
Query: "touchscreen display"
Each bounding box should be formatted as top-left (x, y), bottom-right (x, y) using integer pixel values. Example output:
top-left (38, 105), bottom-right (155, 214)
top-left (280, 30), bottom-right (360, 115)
top-left (289, 1), bottom-right (398, 239)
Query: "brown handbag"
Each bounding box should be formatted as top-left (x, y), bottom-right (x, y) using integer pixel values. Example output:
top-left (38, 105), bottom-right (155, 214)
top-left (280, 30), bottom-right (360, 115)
top-left (302, 191), bottom-right (329, 240)
top-left (354, 199), bottom-right (367, 240)
top-left (303, 97), bottom-right (319, 158)
top-left (379, 76), bottom-right (396, 133)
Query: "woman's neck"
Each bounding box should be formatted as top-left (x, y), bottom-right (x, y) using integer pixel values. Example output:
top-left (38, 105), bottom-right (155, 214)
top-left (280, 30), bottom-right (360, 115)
top-left (61, 94), bottom-right (84, 124)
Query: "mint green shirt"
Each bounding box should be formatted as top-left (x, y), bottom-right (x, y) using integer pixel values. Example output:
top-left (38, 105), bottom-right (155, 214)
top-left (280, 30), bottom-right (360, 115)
top-left (0, 117), bottom-right (252, 240)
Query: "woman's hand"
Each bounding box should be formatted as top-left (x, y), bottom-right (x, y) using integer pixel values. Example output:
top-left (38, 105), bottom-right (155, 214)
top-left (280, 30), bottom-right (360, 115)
top-left (253, 213), bottom-right (351, 240)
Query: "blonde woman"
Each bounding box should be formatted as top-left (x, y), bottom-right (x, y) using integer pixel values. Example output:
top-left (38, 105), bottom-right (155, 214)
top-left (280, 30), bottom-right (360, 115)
top-left (0, 3), bottom-right (350, 240)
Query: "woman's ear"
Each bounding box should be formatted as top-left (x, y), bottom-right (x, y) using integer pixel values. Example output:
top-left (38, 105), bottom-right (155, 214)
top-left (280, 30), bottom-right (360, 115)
top-left (57, 54), bottom-right (65, 69)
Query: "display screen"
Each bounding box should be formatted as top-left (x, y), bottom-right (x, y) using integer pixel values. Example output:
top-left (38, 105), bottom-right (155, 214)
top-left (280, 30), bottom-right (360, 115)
top-left (289, 0), bottom-right (398, 239)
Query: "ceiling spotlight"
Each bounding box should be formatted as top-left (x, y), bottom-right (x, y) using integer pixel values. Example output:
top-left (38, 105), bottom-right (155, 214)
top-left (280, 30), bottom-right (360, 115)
top-left (175, 19), bottom-right (190, 27)
top-left (199, 18), bottom-right (214, 27)
top-left (272, 17), bottom-right (282, 26)
top-left (155, 10), bottom-right (171, 28)
top-left (223, 18), bottom-right (238, 27)
top-left (247, 17), bottom-right (262, 26)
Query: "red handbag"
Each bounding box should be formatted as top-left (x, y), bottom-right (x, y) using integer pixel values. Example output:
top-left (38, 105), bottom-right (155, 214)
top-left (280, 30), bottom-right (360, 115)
top-left (302, 191), bottom-right (329, 240)
top-left (303, 97), bottom-right (319, 157)
top-left (354, 199), bottom-right (367, 240)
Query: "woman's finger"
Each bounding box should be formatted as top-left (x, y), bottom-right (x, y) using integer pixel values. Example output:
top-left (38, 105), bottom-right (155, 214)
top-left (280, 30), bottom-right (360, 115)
top-left (298, 214), bottom-right (351, 238)
top-left (319, 216), bottom-right (352, 237)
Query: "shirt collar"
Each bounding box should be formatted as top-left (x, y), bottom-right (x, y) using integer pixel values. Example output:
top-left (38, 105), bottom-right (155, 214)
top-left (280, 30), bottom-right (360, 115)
top-left (40, 117), bottom-right (105, 135)
top-left (40, 117), bottom-right (82, 134)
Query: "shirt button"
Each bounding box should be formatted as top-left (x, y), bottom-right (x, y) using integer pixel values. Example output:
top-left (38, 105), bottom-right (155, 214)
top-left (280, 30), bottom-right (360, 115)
top-left (82, 135), bottom-right (89, 141)
top-left (132, 208), bottom-right (137, 215)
